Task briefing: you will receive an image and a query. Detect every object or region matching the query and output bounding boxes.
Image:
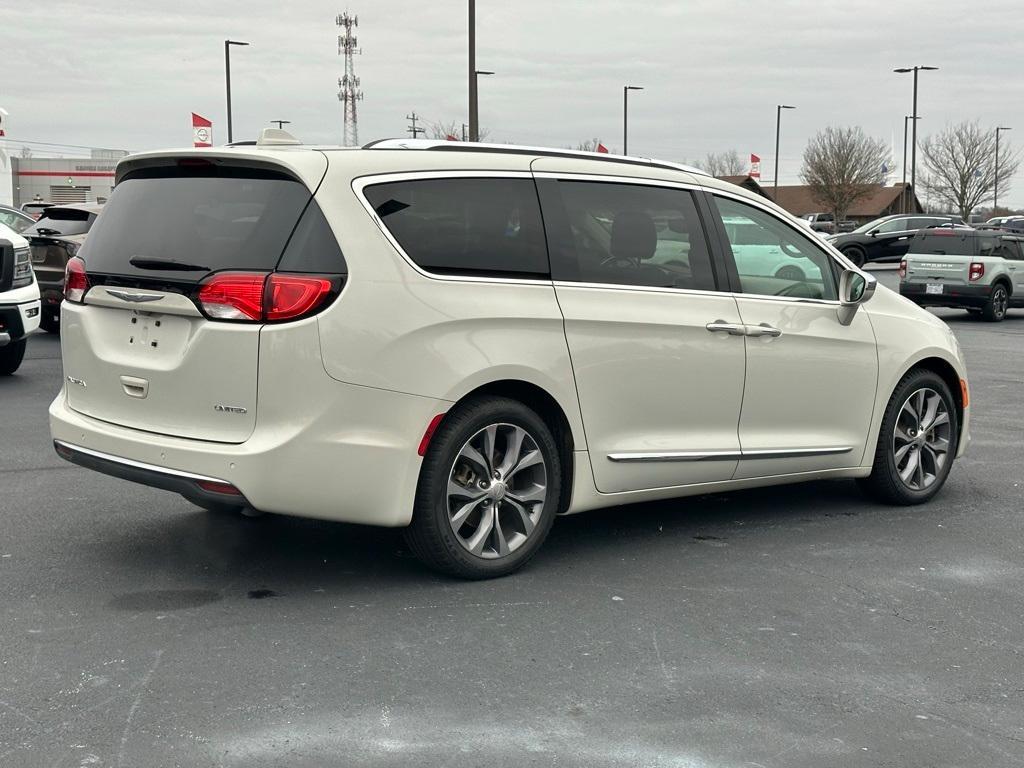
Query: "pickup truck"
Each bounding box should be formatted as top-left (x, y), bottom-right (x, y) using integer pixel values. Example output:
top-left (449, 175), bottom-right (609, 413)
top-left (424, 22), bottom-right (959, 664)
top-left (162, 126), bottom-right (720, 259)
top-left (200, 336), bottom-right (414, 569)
top-left (802, 212), bottom-right (855, 234)
top-left (0, 223), bottom-right (42, 374)
top-left (899, 228), bottom-right (1024, 321)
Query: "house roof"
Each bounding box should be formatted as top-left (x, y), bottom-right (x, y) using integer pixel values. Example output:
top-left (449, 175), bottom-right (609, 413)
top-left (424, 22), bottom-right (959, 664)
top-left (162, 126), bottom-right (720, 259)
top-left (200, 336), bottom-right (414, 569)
top-left (715, 175), bottom-right (770, 198)
top-left (763, 183), bottom-right (915, 217)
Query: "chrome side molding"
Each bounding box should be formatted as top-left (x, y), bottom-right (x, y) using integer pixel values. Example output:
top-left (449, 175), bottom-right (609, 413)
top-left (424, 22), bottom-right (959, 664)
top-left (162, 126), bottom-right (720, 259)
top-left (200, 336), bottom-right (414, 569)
top-left (608, 446), bottom-right (853, 463)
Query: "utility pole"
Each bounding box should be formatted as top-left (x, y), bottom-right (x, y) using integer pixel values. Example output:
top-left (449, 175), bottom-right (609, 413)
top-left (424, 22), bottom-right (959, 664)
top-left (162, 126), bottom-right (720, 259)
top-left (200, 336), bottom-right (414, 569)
top-left (774, 105), bottom-right (796, 199)
top-left (337, 12), bottom-right (364, 146)
top-left (224, 39), bottom-right (250, 144)
top-left (894, 65), bottom-right (938, 211)
top-left (623, 85), bottom-right (643, 155)
top-left (406, 112), bottom-right (426, 138)
top-left (995, 126), bottom-right (1011, 214)
top-left (270, 120), bottom-right (290, 130)
top-left (900, 116), bottom-right (920, 214)
top-left (468, 0), bottom-right (477, 141)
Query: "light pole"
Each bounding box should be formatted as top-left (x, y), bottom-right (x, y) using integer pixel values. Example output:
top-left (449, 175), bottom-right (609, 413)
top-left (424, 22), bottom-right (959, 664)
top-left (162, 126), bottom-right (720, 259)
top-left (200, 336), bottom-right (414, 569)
top-left (623, 85), bottom-right (643, 155)
top-left (774, 104), bottom-right (795, 198)
top-left (894, 65), bottom-right (938, 206)
top-left (224, 39), bottom-right (250, 144)
top-left (468, 0), bottom-right (477, 142)
top-left (270, 120), bottom-right (291, 130)
top-left (901, 115), bottom-right (920, 213)
top-left (472, 69), bottom-right (494, 140)
top-left (995, 126), bottom-right (1011, 214)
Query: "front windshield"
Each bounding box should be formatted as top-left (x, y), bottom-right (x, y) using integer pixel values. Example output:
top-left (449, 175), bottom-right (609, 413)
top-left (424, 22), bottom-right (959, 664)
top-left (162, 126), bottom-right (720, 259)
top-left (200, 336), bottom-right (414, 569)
top-left (851, 216), bottom-right (890, 234)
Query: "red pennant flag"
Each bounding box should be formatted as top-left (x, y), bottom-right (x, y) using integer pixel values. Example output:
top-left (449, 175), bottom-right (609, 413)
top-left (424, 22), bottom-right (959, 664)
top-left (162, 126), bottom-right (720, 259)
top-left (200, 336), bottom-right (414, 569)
top-left (749, 153), bottom-right (761, 179)
top-left (446, 134), bottom-right (458, 141)
top-left (596, 143), bottom-right (609, 154)
top-left (192, 113), bottom-right (213, 147)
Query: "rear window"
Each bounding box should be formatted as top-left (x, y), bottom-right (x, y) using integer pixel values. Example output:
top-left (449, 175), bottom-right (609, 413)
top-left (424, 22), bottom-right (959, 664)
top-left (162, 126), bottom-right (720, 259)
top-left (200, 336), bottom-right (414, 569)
top-left (910, 231), bottom-right (977, 256)
top-left (25, 208), bottom-right (94, 237)
top-left (363, 178), bottom-right (549, 278)
top-left (80, 167), bottom-right (324, 280)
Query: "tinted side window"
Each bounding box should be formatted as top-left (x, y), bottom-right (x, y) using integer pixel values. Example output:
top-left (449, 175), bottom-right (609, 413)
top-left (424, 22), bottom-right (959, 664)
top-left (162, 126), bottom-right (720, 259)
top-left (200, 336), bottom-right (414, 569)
top-left (713, 196), bottom-right (837, 300)
top-left (548, 181), bottom-right (715, 290)
top-left (278, 201), bottom-right (347, 274)
top-left (877, 218), bottom-right (909, 233)
top-left (364, 178), bottom-right (548, 278)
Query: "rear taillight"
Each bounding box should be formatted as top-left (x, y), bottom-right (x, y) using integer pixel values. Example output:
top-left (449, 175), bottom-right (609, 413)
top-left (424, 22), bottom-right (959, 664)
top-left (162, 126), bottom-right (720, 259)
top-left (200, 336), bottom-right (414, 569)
top-left (197, 272), bottom-right (266, 320)
top-left (64, 257), bottom-right (90, 303)
top-left (196, 272), bottom-right (340, 323)
top-left (899, 260), bottom-right (907, 279)
top-left (266, 274), bottom-right (335, 321)
top-left (969, 262), bottom-right (985, 282)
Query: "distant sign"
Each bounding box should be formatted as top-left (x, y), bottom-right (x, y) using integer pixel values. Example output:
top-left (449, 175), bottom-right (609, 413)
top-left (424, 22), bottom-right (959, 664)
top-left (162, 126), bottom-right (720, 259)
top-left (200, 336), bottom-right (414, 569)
top-left (750, 153), bottom-right (761, 179)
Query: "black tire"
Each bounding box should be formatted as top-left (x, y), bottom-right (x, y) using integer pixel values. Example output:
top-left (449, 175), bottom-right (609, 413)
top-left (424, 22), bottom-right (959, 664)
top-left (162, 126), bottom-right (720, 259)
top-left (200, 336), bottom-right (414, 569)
top-left (405, 396), bottom-right (562, 579)
top-left (981, 283), bottom-right (1010, 322)
top-left (39, 311), bottom-right (60, 334)
top-left (858, 369), bottom-right (958, 505)
top-left (0, 339), bottom-right (27, 376)
top-left (842, 246), bottom-right (867, 268)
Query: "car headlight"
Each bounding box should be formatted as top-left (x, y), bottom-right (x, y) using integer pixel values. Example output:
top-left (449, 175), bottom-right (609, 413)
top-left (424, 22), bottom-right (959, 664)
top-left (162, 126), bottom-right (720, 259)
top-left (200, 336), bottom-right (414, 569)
top-left (12, 247), bottom-right (33, 288)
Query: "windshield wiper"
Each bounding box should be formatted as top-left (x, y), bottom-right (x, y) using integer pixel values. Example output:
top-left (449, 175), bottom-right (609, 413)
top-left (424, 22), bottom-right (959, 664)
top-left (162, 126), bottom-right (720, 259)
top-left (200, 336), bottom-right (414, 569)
top-left (34, 227), bottom-right (61, 236)
top-left (129, 257), bottom-right (211, 271)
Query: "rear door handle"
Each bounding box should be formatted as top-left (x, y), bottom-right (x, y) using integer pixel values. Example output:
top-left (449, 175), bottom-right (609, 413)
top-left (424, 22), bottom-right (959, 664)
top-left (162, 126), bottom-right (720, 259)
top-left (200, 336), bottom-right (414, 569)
top-left (744, 323), bottom-right (783, 338)
top-left (706, 321), bottom-right (746, 336)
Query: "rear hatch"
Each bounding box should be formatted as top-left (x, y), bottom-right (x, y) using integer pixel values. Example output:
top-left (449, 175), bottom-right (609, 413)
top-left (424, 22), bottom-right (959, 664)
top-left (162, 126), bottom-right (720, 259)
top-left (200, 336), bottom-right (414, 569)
top-left (62, 153), bottom-right (334, 443)
top-left (904, 230), bottom-right (981, 288)
top-left (27, 208), bottom-right (95, 293)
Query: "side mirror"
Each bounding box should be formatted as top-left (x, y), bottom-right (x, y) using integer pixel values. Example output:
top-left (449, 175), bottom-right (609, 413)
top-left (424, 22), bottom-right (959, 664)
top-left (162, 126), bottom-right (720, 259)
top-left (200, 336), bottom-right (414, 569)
top-left (868, 230), bottom-right (878, 237)
top-left (837, 269), bottom-right (876, 325)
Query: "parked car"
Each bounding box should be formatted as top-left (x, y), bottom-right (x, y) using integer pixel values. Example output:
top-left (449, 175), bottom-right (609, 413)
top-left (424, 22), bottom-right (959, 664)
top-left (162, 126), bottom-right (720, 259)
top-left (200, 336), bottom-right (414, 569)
top-left (0, 203), bottom-right (35, 233)
top-left (50, 136), bottom-right (970, 578)
top-left (21, 201), bottom-right (54, 220)
top-left (985, 217), bottom-right (1024, 235)
top-left (985, 215), bottom-right (1023, 227)
top-left (899, 227), bottom-right (1024, 321)
top-left (24, 203), bottom-right (102, 333)
top-left (802, 212), bottom-right (854, 234)
top-left (0, 222), bottom-right (42, 375)
top-left (829, 214), bottom-right (966, 266)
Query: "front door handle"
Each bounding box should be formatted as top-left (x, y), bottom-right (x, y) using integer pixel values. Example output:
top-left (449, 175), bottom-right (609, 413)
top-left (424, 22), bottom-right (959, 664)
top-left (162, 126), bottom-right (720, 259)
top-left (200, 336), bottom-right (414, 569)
top-left (706, 321), bottom-right (746, 336)
top-left (744, 323), bottom-right (783, 338)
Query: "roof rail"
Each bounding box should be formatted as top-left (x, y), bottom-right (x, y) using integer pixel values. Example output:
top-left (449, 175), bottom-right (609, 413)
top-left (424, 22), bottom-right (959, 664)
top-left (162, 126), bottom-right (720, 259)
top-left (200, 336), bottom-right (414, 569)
top-left (362, 138), bottom-right (707, 177)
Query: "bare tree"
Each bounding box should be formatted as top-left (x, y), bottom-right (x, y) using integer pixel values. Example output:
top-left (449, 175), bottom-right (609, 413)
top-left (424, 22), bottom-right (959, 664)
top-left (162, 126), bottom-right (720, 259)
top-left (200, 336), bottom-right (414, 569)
top-left (700, 150), bottom-right (747, 176)
top-left (800, 127), bottom-right (890, 223)
top-left (920, 121), bottom-right (1021, 219)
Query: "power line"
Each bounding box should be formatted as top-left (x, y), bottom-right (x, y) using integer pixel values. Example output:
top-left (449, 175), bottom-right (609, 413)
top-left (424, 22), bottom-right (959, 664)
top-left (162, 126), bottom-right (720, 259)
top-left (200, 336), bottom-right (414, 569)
top-left (406, 112), bottom-right (426, 138)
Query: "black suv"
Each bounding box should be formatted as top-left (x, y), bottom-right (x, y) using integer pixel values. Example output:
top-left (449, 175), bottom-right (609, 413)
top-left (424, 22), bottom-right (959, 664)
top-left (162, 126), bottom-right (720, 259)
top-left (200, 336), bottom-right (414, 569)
top-left (829, 214), bottom-right (964, 266)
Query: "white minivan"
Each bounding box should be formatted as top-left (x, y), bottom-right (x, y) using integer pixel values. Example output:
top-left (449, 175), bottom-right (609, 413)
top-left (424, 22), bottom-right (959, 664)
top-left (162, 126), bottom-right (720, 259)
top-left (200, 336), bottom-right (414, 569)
top-left (50, 137), bottom-right (970, 578)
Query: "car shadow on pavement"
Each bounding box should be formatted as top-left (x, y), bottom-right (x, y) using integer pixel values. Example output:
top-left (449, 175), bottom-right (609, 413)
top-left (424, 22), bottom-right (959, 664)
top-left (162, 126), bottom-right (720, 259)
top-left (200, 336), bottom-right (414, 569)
top-left (84, 477), bottom-right (900, 595)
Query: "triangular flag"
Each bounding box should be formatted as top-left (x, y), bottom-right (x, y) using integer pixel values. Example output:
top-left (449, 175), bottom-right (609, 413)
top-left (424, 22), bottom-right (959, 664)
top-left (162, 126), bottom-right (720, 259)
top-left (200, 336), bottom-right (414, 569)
top-left (596, 143), bottom-right (609, 154)
top-left (446, 134), bottom-right (458, 141)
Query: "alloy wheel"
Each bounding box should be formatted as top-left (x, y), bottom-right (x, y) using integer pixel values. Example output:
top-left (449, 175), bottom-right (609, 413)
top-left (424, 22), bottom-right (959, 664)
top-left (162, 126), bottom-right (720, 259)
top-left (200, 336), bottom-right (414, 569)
top-left (446, 423), bottom-right (548, 559)
top-left (993, 286), bottom-right (1008, 319)
top-left (892, 388), bottom-right (952, 491)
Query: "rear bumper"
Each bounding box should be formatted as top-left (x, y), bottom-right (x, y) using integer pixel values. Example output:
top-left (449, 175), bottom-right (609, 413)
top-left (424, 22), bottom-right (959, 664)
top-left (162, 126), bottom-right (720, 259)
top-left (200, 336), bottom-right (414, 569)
top-left (899, 282), bottom-right (991, 308)
top-left (49, 378), bottom-right (450, 527)
top-left (54, 440), bottom-right (251, 509)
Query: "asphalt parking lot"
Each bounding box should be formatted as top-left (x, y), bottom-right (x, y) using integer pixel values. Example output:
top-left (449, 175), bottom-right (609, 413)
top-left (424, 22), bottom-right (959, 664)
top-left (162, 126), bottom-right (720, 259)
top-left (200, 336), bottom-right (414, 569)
top-left (2, 269), bottom-right (1023, 768)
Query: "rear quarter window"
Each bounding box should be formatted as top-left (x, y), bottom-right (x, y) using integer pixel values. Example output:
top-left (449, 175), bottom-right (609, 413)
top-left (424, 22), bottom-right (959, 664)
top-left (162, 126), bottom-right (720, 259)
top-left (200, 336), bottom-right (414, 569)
top-left (363, 177), bottom-right (549, 278)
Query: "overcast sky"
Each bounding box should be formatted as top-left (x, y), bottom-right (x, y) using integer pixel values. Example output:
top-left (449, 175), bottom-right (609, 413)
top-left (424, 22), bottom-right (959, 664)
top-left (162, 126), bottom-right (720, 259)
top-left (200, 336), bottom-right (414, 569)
top-left (4, 0), bottom-right (1024, 205)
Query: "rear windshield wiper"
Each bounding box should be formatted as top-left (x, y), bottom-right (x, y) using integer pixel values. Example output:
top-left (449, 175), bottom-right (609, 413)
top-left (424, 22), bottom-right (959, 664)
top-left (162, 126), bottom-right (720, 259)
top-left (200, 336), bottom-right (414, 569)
top-left (34, 227), bottom-right (61, 236)
top-left (128, 257), bottom-right (211, 271)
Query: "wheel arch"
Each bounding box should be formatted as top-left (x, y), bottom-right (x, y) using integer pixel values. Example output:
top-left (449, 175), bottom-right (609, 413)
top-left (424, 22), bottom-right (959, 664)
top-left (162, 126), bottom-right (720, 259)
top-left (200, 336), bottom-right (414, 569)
top-left (991, 275), bottom-right (1013, 295)
top-left (447, 379), bottom-right (578, 515)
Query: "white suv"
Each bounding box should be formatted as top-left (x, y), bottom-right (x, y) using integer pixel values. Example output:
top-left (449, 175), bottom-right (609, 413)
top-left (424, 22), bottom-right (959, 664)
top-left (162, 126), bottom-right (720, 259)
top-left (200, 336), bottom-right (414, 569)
top-left (0, 222), bottom-right (41, 374)
top-left (50, 137), bottom-right (970, 578)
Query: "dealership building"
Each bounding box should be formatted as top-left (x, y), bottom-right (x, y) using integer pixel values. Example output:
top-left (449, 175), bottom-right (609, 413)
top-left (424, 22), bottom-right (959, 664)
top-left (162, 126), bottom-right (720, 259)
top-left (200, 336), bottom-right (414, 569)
top-left (8, 150), bottom-right (127, 207)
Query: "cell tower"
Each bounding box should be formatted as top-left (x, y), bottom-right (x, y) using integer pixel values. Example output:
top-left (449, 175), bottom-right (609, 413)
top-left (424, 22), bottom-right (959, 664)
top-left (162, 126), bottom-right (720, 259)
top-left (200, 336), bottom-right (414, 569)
top-left (336, 12), bottom-right (363, 146)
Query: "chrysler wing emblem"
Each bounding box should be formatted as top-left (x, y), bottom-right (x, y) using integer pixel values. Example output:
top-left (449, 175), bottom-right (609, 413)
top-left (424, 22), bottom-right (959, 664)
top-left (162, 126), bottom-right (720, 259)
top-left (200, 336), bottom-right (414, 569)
top-left (106, 289), bottom-right (164, 303)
